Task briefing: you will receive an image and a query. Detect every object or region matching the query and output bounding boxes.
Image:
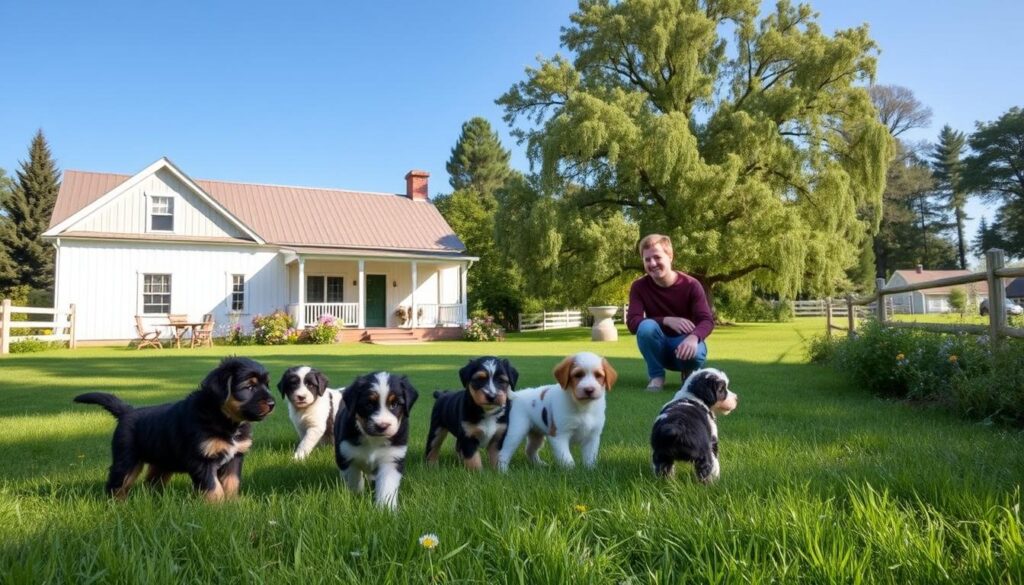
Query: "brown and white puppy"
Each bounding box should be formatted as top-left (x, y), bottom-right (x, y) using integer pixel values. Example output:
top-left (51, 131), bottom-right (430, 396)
top-left (334, 372), bottom-right (419, 511)
top-left (277, 366), bottom-right (344, 460)
top-left (425, 356), bottom-right (518, 470)
top-left (497, 352), bottom-right (616, 471)
top-left (73, 357), bottom-right (275, 501)
top-left (650, 368), bottom-right (738, 483)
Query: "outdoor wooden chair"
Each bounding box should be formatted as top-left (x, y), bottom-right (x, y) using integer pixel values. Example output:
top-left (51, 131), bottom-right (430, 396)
top-left (192, 313), bottom-right (214, 348)
top-left (134, 316), bottom-right (163, 349)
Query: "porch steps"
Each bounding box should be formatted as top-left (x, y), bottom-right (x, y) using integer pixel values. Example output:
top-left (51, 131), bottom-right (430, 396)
top-left (360, 328), bottom-right (421, 344)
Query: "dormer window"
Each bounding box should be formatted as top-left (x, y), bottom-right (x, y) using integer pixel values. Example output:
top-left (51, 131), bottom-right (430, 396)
top-left (150, 196), bottom-right (174, 231)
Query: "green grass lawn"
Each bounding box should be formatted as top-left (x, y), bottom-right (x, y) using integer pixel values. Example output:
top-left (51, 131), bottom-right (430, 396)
top-left (1, 320), bottom-right (1022, 583)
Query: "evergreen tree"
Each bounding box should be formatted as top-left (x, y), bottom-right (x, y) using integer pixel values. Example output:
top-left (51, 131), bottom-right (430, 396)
top-left (931, 125), bottom-right (970, 268)
top-left (971, 216), bottom-right (1005, 257)
top-left (0, 130), bottom-right (61, 292)
top-left (0, 167), bottom-right (16, 290)
top-left (963, 106), bottom-right (1024, 256)
top-left (445, 117), bottom-right (512, 198)
top-left (435, 118), bottom-right (522, 326)
top-left (498, 0), bottom-right (891, 304)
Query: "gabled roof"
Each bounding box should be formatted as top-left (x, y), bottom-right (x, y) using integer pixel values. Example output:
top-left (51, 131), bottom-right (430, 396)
top-left (1006, 277), bottom-right (1024, 298)
top-left (889, 269), bottom-right (989, 295)
top-left (47, 159), bottom-right (467, 254)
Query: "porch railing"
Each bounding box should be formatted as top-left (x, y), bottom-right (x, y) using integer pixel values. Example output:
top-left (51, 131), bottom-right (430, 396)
top-left (416, 304), bottom-right (465, 326)
top-left (305, 303), bottom-right (359, 327)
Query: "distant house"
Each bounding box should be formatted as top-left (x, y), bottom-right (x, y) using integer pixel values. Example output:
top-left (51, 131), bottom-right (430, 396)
top-left (885, 265), bottom-right (989, 314)
top-left (42, 157), bottom-right (475, 342)
top-left (1006, 277), bottom-right (1024, 302)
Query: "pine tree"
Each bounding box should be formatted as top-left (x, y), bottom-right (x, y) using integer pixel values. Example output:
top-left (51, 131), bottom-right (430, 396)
top-left (963, 106), bottom-right (1024, 256)
top-left (931, 125), bottom-right (970, 268)
top-left (971, 216), bottom-right (1005, 257)
top-left (445, 117), bottom-right (512, 200)
top-left (0, 167), bottom-right (17, 290)
top-left (0, 130), bottom-right (61, 292)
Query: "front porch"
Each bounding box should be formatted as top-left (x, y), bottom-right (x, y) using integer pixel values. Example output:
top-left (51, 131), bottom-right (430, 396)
top-left (281, 249), bottom-right (471, 332)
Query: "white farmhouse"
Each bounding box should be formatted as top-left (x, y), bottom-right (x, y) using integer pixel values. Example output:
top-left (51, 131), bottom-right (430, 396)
top-left (43, 158), bottom-right (474, 343)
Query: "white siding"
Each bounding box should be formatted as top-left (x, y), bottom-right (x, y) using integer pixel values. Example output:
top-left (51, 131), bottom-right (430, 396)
top-left (71, 168), bottom-right (246, 238)
top-left (55, 240), bottom-right (287, 340)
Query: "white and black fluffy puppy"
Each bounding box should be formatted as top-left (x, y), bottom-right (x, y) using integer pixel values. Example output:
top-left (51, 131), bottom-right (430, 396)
top-left (425, 356), bottom-right (518, 470)
top-left (334, 372), bottom-right (419, 510)
top-left (650, 368), bottom-right (738, 483)
top-left (277, 366), bottom-right (344, 460)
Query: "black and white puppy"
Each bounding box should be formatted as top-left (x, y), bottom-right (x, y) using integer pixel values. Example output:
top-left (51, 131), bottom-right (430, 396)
top-left (425, 356), bottom-right (518, 470)
top-left (650, 368), bottom-right (738, 483)
top-left (277, 366), bottom-right (344, 460)
top-left (74, 357), bottom-right (275, 501)
top-left (334, 372), bottom-right (419, 510)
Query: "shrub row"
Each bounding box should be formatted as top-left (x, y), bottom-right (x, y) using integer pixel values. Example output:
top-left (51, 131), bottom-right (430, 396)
top-left (810, 319), bottom-right (1024, 425)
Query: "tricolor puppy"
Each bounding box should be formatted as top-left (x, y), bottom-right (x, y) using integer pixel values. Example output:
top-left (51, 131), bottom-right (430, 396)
top-left (73, 357), bottom-right (275, 501)
top-left (497, 352), bottom-right (616, 471)
top-left (334, 372), bottom-right (419, 510)
top-left (425, 356), bottom-right (518, 470)
top-left (650, 368), bottom-right (738, 483)
top-left (277, 366), bottom-right (344, 460)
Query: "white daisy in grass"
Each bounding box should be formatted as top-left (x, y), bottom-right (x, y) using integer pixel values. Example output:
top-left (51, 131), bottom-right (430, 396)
top-left (418, 533), bottom-right (440, 550)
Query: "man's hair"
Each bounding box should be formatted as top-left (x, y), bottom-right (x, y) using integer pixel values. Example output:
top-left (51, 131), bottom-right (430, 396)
top-left (638, 234), bottom-right (673, 257)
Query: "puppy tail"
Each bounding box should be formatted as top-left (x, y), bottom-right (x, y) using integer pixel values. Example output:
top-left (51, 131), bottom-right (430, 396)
top-left (73, 392), bottom-right (133, 419)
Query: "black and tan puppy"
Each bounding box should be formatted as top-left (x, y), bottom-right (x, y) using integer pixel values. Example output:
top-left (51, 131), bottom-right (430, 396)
top-left (74, 356), bottom-right (275, 501)
top-left (425, 356), bottom-right (518, 470)
top-left (334, 372), bottom-right (418, 511)
top-left (650, 368), bottom-right (738, 483)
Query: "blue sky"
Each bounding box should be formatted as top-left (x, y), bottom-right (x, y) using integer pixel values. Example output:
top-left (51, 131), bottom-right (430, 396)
top-left (1, 0), bottom-right (1021, 259)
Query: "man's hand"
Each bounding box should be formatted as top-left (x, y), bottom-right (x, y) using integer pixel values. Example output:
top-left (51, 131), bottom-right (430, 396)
top-left (663, 316), bottom-right (696, 335)
top-left (675, 335), bottom-right (699, 361)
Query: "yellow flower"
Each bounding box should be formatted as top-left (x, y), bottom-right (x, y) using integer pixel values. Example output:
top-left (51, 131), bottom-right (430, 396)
top-left (895, 353), bottom-right (905, 361)
top-left (949, 354), bottom-right (958, 363)
top-left (418, 533), bottom-right (439, 550)
top-left (574, 504), bottom-right (588, 514)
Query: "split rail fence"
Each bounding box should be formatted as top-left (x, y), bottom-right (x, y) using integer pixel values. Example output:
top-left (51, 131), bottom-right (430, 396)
top-left (0, 299), bottom-right (77, 354)
top-left (832, 249), bottom-right (1024, 346)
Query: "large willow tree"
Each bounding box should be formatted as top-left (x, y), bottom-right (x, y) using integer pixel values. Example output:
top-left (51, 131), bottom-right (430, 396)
top-left (498, 0), bottom-right (890, 301)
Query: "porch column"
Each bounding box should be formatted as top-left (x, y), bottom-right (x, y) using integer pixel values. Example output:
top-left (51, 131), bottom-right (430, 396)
top-left (461, 263), bottom-right (468, 324)
top-left (357, 259), bottom-right (365, 329)
top-left (411, 261), bottom-right (418, 328)
top-left (297, 257), bottom-right (306, 328)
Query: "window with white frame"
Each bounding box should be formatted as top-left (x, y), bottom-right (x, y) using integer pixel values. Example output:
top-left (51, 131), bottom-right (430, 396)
top-left (150, 195), bottom-right (174, 231)
top-left (142, 274), bottom-right (172, 314)
top-left (231, 274), bottom-right (245, 311)
top-left (305, 275), bottom-right (344, 303)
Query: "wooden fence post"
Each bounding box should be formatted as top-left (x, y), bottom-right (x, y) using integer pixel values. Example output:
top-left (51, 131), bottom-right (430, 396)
top-left (825, 298), bottom-right (833, 338)
top-left (1, 298), bottom-right (10, 355)
top-left (68, 304), bottom-right (77, 350)
top-left (846, 294), bottom-right (855, 334)
top-left (986, 249), bottom-right (1006, 349)
top-left (875, 278), bottom-right (887, 323)
top-left (542, 310), bottom-right (547, 331)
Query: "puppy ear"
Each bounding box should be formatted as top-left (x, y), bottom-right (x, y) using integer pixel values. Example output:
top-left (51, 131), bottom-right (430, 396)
top-left (342, 375), bottom-right (365, 410)
top-left (202, 357), bottom-right (238, 398)
top-left (601, 357), bottom-right (618, 391)
top-left (714, 378), bottom-right (727, 397)
top-left (313, 369), bottom-right (330, 396)
top-left (552, 355), bottom-right (575, 389)
top-left (276, 368), bottom-right (291, 397)
top-left (502, 359), bottom-right (520, 389)
top-left (458, 361), bottom-right (475, 389)
top-left (400, 376), bottom-right (419, 411)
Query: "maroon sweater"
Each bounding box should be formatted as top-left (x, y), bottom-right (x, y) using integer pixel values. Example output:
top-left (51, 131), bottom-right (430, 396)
top-left (626, 271), bottom-right (714, 341)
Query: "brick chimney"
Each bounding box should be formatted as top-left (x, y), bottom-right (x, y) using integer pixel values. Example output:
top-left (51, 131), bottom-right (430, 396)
top-left (405, 170), bottom-right (429, 201)
top-left (915, 264), bottom-right (923, 273)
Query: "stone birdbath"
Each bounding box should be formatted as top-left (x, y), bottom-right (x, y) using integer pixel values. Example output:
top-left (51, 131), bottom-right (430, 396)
top-left (588, 305), bottom-right (619, 342)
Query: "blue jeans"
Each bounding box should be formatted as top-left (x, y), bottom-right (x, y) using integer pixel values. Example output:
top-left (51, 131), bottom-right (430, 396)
top-left (636, 319), bottom-right (708, 380)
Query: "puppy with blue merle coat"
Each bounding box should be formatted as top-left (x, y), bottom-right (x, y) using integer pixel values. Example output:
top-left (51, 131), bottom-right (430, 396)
top-left (73, 356), bottom-right (275, 501)
top-left (277, 366), bottom-right (344, 460)
top-left (425, 356), bottom-right (518, 470)
top-left (334, 372), bottom-right (419, 510)
top-left (650, 368), bottom-right (738, 483)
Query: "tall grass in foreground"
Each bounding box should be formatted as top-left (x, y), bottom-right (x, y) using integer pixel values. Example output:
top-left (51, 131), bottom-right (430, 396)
top-left (1, 320), bottom-right (1023, 583)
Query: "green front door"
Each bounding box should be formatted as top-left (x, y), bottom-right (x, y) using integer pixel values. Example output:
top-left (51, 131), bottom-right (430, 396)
top-left (365, 275), bottom-right (387, 327)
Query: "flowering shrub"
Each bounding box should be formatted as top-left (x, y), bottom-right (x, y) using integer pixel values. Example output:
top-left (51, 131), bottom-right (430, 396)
top-left (463, 312), bottom-right (504, 342)
top-left (252, 310), bottom-right (295, 345)
top-left (223, 324), bottom-right (254, 346)
top-left (303, 314), bottom-right (342, 344)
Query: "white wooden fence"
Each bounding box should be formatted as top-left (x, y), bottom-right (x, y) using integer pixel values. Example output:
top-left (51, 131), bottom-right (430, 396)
top-left (791, 298), bottom-right (892, 318)
top-left (0, 299), bottom-right (77, 354)
top-left (518, 309), bottom-right (585, 332)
